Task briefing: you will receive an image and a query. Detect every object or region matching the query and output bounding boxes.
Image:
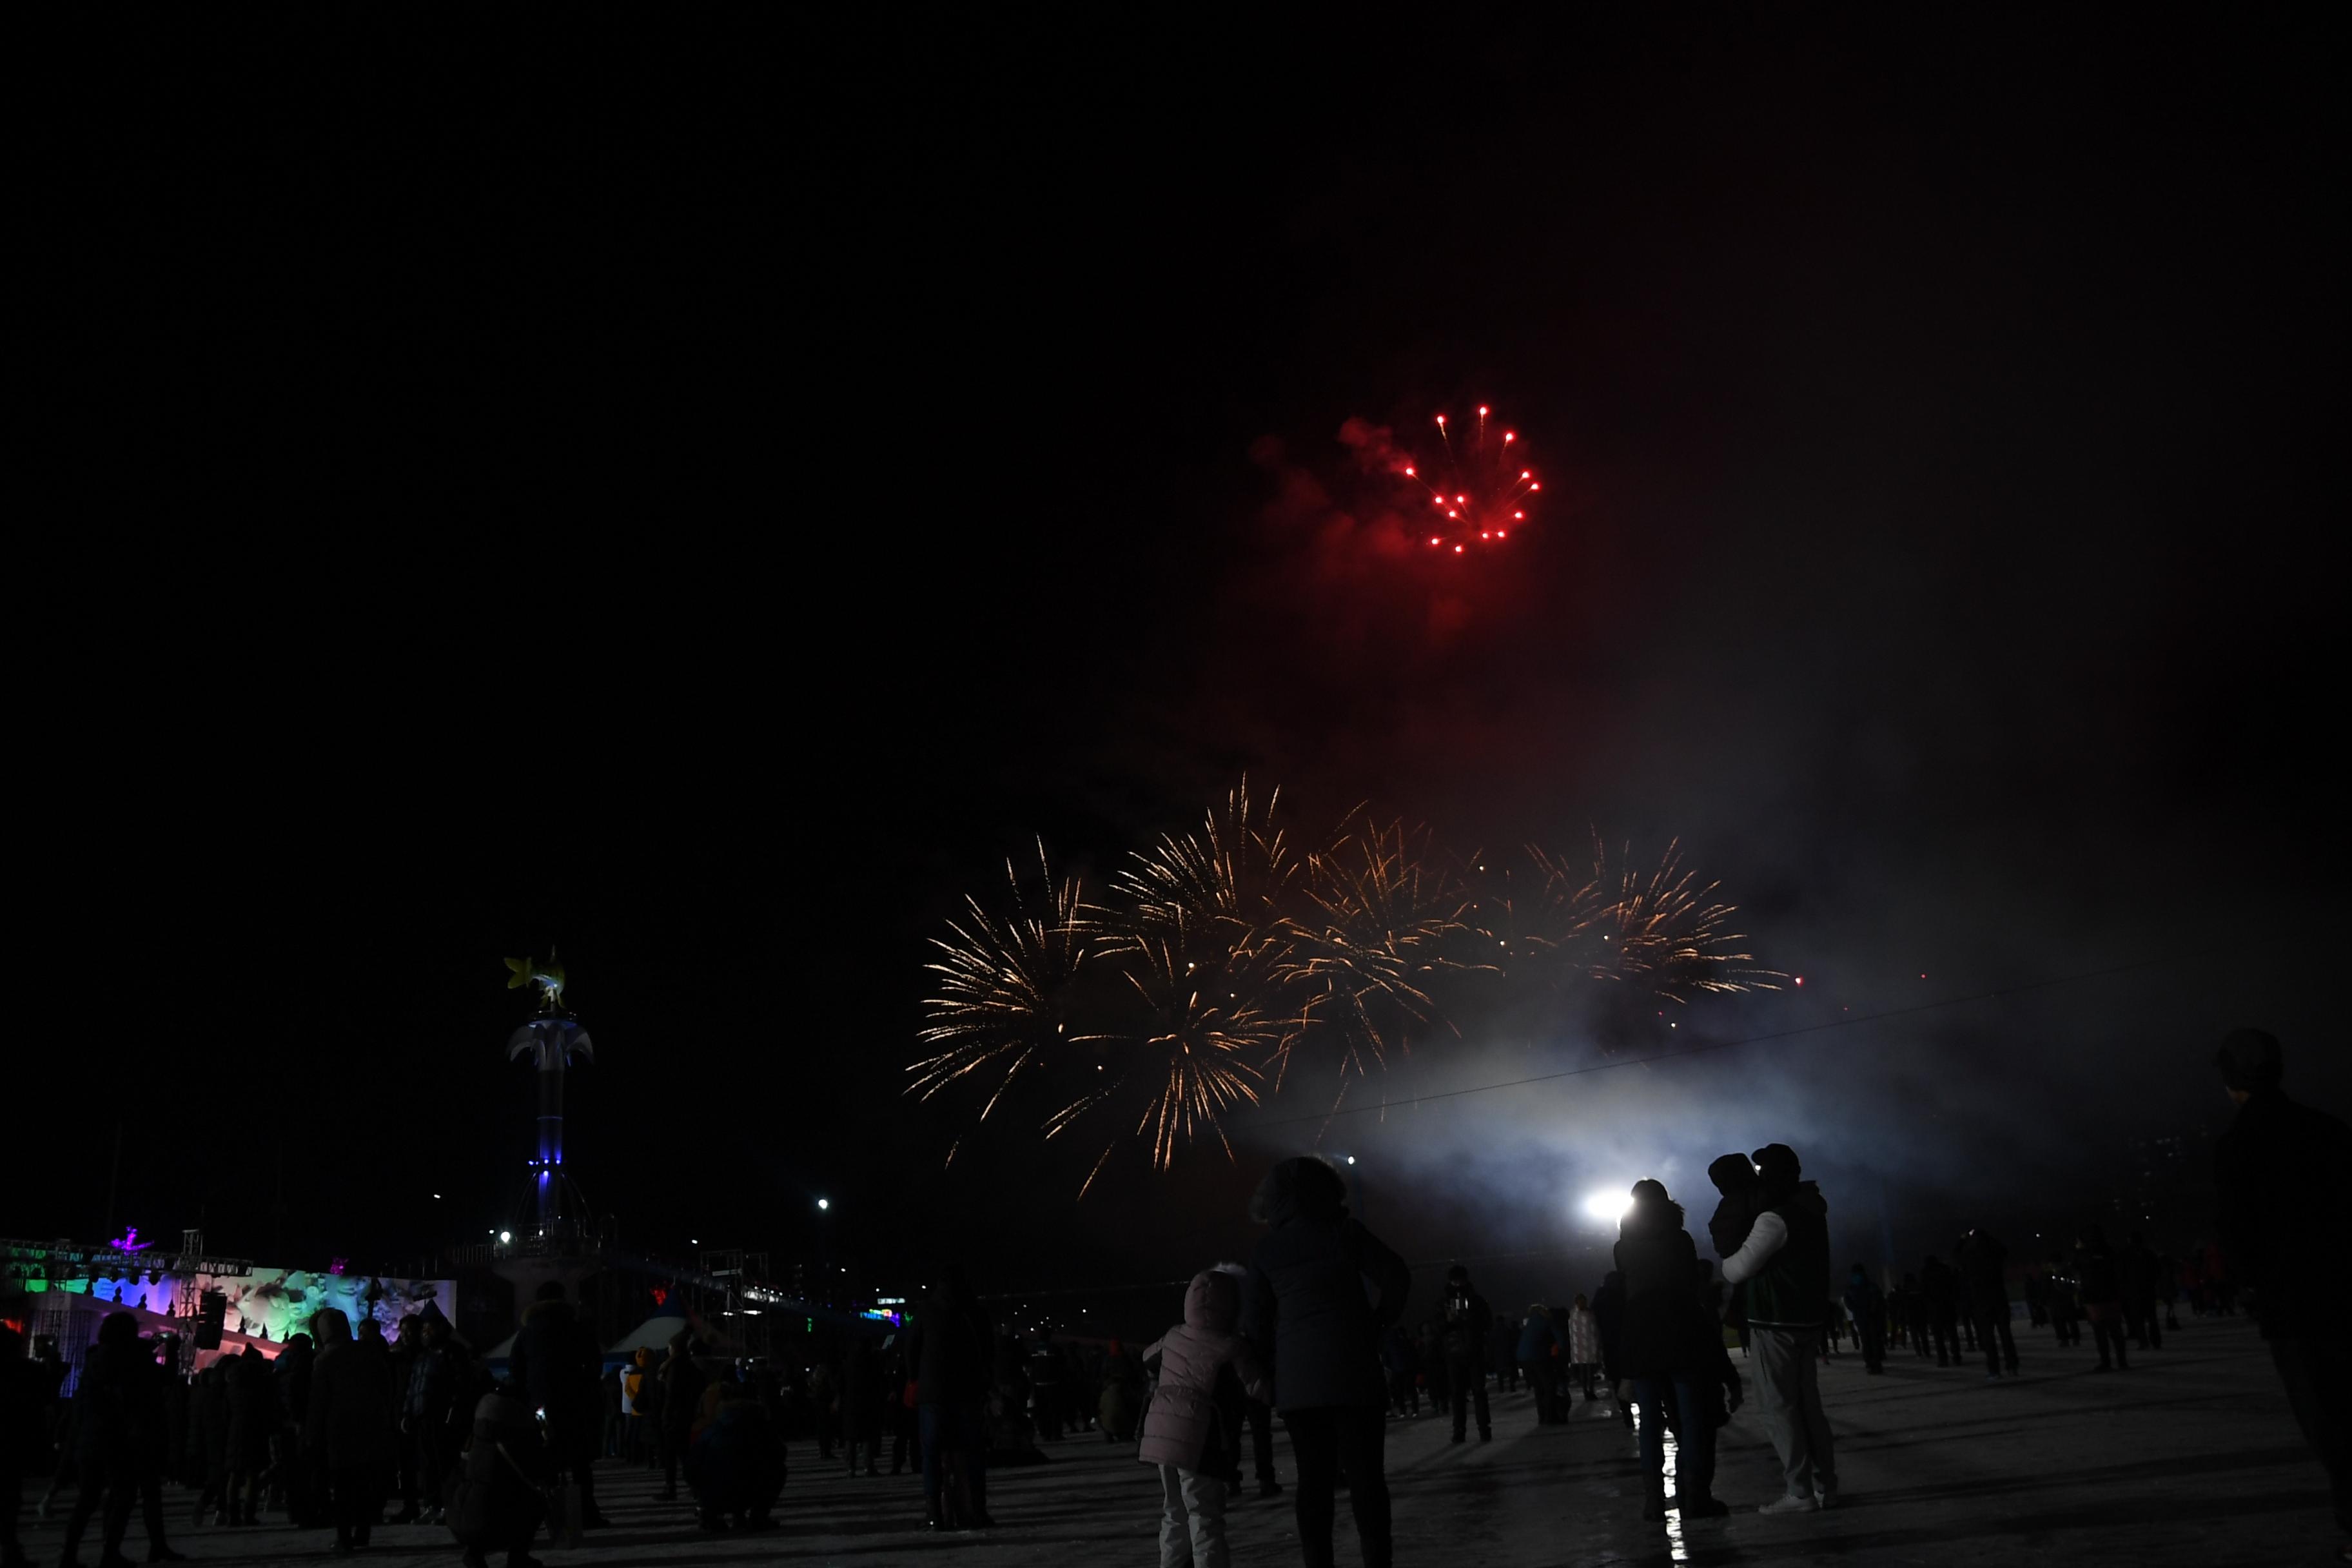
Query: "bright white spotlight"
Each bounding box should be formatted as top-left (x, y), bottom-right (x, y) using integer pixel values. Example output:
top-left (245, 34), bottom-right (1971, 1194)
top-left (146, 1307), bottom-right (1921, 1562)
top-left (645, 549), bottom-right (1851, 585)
top-left (1582, 1190), bottom-right (1632, 1224)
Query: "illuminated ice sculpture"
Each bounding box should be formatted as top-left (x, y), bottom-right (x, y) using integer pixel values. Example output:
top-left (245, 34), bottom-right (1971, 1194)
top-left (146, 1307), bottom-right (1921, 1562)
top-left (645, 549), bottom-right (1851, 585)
top-left (504, 952), bottom-right (593, 1239)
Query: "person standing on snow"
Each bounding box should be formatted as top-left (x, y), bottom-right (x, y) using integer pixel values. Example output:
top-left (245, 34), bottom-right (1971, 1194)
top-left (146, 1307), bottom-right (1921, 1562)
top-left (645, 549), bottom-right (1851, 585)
top-left (1842, 1266), bottom-right (1886, 1375)
top-left (1139, 1269), bottom-right (1270, 1568)
top-left (1955, 1230), bottom-right (2019, 1378)
top-left (2213, 1028), bottom-right (2351, 1559)
top-left (1439, 1266), bottom-right (1494, 1444)
top-left (1244, 1157), bottom-right (1411, 1568)
top-left (1615, 1180), bottom-right (1727, 1522)
top-left (1720, 1143), bottom-right (1837, 1515)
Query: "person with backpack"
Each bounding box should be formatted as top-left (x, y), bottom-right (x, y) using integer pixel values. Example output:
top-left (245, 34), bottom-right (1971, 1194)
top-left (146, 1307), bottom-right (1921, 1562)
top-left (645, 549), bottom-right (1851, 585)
top-left (1140, 1269), bottom-right (1270, 1568)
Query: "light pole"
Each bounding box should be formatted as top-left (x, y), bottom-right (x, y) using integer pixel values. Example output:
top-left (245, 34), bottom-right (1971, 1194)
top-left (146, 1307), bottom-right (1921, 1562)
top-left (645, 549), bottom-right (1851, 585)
top-left (816, 1197), bottom-right (834, 1307)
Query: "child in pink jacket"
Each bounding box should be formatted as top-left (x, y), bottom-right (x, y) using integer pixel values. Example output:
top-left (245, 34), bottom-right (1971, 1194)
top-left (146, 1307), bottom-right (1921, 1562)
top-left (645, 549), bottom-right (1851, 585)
top-left (1140, 1268), bottom-right (1270, 1568)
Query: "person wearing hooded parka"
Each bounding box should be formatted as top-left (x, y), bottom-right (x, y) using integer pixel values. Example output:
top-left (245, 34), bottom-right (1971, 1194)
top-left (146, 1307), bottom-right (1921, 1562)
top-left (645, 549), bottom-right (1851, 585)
top-left (1139, 1268), bottom-right (1269, 1568)
top-left (1243, 1156), bottom-right (1411, 1568)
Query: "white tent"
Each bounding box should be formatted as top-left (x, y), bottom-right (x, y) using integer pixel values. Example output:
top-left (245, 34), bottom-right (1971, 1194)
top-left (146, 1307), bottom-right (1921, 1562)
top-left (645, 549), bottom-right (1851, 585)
top-left (607, 1306), bottom-right (690, 1356)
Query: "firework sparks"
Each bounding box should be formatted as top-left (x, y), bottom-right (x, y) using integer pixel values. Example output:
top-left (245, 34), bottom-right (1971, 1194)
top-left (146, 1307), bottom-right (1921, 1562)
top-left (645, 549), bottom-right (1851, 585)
top-left (912, 789), bottom-right (1777, 1193)
top-left (1268, 810), bottom-right (1477, 1097)
top-left (1404, 403), bottom-right (1539, 554)
top-left (909, 841), bottom-right (1101, 1118)
top-left (1110, 776), bottom-right (1297, 993)
top-left (1592, 838), bottom-right (1781, 1000)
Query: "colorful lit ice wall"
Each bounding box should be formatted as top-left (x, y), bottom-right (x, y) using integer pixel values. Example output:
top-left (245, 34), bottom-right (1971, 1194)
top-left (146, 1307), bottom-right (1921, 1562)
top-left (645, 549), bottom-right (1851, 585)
top-left (30, 1266), bottom-right (450, 1340)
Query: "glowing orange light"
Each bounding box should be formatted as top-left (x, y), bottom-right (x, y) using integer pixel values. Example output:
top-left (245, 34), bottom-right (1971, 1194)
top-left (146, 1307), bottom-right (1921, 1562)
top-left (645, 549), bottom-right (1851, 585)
top-left (1504, 432), bottom-right (1515, 442)
top-left (1496, 529), bottom-right (1506, 538)
top-left (1476, 405), bottom-right (1489, 416)
top-left (1429, 536), bottom-right (1440, 546)
top-left (1529, 482), bottom-right (1540, 491)
top-left (1435, 415), bottom-right (1446, 426)
top-left (1453, 544), bottom-right (1464, 553)
top-left (1519, 470), bottom-right (1531, 479)
top-left (1512, 511), bottom-right (1524, 519)
top-left (1480, 531), bottom-right (1490, 540)
top-left (1403, 466), bottom-right (1416, 477)
top-left (1455, 495), bottom-right (1466, 504)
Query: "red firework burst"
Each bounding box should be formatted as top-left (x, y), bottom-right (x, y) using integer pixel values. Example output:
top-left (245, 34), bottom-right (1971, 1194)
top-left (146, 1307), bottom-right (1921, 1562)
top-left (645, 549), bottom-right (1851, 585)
top-left (1402, 404), bottom-right (1538, 555)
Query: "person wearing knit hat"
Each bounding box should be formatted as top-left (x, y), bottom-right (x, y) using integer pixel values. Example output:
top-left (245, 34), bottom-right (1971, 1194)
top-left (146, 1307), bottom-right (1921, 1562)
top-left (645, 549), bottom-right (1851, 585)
top-left (2212, 1029), bottom-right (2352, 1556)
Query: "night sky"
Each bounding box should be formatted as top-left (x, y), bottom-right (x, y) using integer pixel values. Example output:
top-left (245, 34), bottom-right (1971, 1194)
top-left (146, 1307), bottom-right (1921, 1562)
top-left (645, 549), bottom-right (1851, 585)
top-left (21, 13), bottom-right (2340, 1319)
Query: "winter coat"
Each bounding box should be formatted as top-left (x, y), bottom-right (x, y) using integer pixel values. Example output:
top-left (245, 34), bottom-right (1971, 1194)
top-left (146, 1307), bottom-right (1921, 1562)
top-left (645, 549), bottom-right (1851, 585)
top-left (217, 1348), bottom-right (273, 1469)
top-left (272, 1338), bottom-right (313, 1425)
top-left (841, 1337), bottom-right (883, 1441)
top-left (305, 1333), bottom-right (393, 1470)
top-left (2217, 1087), bottom-right (2352, 1338)
top-left (1955, 1231), bottom-right (2010, 1315)
top-left (68, 1344), bottom-right (148, 1481)
top-left (627, 1347), bottom-right (664, 1424)
top-left (1723, 1181), bottom-right (1831, 1331)
top-left (1614, 1205), bottom-right (1710, 1377)
top-left (906, 1296), bottom-right (992, 1406)
top-left (1514, 1311), bottom-right (1558, 1364)
top-left (1139, 1271), bottom-right (1269, 1471)
top-left (1704, 1154), bottom-right (1761, 1259)
top-left (405, 1342), bottom-right (463, 1424)
top-left (1438, 1285), bottom-right (1493, 1362)
top-left (1099, 1352), bottom-right (1142, 1440)
top-left (509, 1298), bottom-right (600, 1433)
top-left (2074, 1240), bottom-right (2124, 1308)
top-left (659, 1345), bottom-right (709, 1438)
top-left (1244, 1185), bottom-right (1411, 1412)
top-left (186, 1364), bottom-right (230, 1484)
top-left (687, 1391), bottom-right (785, 1514)
top-left (0, 1349), bottom-right (46, 1478)
top-left (1589, 1275), bottom-right (1627, 1381)
top-left (1843, 1273), bottom-right (1886, 1332)
top-left (1919, 1257), bottom-right (1959, 1317)
top-left (1567, 1306), bottom-right (1600, 1366)
top-left (450, 1393), bottom-right (547, 1549)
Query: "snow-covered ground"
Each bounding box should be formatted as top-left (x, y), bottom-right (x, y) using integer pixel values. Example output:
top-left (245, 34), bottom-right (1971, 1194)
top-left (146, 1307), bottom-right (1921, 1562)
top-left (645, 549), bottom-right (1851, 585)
top-left (19, 1315), bottom-right (2335, 1566)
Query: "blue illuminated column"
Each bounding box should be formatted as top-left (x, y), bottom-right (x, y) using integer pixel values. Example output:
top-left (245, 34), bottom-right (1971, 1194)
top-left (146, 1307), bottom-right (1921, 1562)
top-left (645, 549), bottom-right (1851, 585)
top-left (507, 1017), bottom-right (593, 1235)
